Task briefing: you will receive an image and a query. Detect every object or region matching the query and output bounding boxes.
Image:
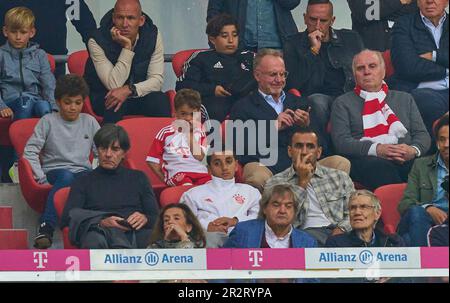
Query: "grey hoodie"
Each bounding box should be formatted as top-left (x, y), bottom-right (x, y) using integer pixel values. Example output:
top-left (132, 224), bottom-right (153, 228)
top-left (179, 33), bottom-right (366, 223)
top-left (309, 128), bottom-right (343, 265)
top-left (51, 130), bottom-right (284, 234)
top-left (0, 41), bottom-right (56, 111)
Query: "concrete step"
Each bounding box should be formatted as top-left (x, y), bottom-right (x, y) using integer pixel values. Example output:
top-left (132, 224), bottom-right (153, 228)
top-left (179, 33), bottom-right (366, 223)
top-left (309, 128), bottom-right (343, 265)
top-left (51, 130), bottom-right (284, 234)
top-left (0, 206), bottom-right (13, 229)
top-left (0, 229), bottom-right (28, 249)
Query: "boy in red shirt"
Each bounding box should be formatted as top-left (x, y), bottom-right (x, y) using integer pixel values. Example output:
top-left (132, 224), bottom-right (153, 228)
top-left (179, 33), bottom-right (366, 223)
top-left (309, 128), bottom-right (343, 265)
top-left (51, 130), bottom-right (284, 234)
top-left (147, 89), bottom-right (211, 186)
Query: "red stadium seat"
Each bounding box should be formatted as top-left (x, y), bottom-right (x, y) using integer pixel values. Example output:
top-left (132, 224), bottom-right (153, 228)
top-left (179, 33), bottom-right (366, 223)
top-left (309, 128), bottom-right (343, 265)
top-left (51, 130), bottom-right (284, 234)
top-left (9, 119), bottom-right (52, 213)
top-left (383, 50), bottom-right (395, 79)
top-left (288, 88), bottom-right (302, 97)
top-left (159, 185), bottom-right (196, 208)
top-left (53, 187), bottom-right (77, 249)
top-left (374, 183), bottom-right (407, 234)
top-left (172, 49), bottom-right (208, 78)
top-left (67, 50), bottom-right (89, 76)
top-left (117, 117), bottom-right (175, 196)
top-left (47, 53), bottom-right (56, 74)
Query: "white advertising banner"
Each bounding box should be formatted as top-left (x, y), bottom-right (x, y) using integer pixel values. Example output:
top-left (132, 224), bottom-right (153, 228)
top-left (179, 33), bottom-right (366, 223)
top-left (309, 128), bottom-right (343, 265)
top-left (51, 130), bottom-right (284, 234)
top-left (305, 248), bottom-right (421, 269)
top-left (90, 249), bottom-right (207, 271)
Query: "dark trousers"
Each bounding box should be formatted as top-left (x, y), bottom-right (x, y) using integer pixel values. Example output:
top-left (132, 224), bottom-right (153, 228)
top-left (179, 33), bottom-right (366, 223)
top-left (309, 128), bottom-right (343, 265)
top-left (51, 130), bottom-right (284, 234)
top-left (410, 88), bottom-right (449, 137)
top-left (202, 96), bottom-right (238, 122)
top-left (397, 205), bottom-right (436, 247)
top-left (41, 169), bottom-right (89, 228)
top-left (349, 156), bottom-right (414, 191)
top-left (91, 91), bottom-right (171, 123)
top-left (80, 227), bottom-right (152, 249)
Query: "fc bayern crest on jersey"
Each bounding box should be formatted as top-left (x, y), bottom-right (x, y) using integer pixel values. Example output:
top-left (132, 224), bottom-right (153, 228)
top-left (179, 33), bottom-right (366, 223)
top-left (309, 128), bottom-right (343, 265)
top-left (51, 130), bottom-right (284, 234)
top-left (233, 194), bottom-right (245, 205)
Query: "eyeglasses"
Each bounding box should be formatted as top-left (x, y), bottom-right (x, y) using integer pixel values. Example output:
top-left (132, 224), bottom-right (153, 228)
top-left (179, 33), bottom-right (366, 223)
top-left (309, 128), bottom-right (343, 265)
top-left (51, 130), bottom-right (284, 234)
top-left (349, 204), bottom-right (376, 212)
top-left (260, 71), bottom-right (289, 79)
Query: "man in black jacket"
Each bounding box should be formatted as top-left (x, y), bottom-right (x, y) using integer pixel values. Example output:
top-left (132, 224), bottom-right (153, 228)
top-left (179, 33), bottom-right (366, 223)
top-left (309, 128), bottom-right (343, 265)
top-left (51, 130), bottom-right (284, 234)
top-left (207, 0), bottom-right (300, 50)
top-left (391, 0), bottom-right (449, 138)
top-left (84, 0), bottom-right (170, 123)
top-left (0, 0), bottom-right (96, 77)
top-left (176, 14), bottom-right (256, 122)
top-left (229, 49), bottom-right (316, 191)
top-left (61, 124), bottom-right (159, 249)
top-left (347, 0), bottom-right (417, 52)
top-left (284, 0), bottom-right (364, 139)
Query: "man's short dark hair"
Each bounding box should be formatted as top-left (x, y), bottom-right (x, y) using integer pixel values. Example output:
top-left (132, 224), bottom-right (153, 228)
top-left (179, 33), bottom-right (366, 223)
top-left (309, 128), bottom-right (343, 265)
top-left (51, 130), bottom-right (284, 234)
top-left (94, 124), bottom-right (130, 152)
top-left (289, 127), bottom-right (321, 147)
top-left (174, 89), bottom-right (202, 110)
top-left (55, 74), bottom-right (89, 100)
top-left (434, 113), bottom-right (449, 139)
top-left (206, 147), bottom-right (236, 166)
top-left (206, 14), bottom-right (239, 37)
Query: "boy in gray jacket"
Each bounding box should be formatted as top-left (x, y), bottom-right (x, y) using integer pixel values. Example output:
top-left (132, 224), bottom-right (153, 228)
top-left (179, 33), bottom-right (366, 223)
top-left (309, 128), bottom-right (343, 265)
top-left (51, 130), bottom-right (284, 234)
top-left (24, 75), bottom-right (100, 249)
top-left (0, 7), bottom-right (56, 182)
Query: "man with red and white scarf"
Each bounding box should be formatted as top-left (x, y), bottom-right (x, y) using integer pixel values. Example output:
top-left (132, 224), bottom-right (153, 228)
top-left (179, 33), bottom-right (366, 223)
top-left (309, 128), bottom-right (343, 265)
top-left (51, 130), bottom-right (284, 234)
top-left (330, 49), bottom-right (431, 190)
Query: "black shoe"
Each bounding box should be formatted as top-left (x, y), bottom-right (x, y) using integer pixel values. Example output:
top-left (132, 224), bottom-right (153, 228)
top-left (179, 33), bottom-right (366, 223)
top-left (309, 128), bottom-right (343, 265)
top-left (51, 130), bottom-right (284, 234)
top-left (34, 222), bottom-right (54, 249)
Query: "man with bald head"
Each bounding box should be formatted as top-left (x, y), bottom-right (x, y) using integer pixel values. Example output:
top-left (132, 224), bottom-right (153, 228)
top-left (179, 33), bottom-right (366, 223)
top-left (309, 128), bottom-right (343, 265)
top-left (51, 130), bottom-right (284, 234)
top-left (284, 0), bottom-right (364, 139)
top-left (331, 49), bottom-right (431, 190)
top-left (84, 0), bottom-right (171, 123)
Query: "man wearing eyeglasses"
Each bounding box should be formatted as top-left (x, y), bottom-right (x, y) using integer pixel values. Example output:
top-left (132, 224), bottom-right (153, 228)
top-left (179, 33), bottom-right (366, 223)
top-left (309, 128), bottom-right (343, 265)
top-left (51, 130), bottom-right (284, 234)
top-left (326, 190), bottom-right (404, 248)
top-left (230, 48), bottom-right (327, 192)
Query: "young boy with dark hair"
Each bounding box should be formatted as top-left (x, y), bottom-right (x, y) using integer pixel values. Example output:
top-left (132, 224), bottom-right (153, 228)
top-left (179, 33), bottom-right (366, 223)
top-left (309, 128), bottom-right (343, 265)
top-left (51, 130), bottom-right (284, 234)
top-left (147, 89), bottom-right (211, 186)
top-left (180, 148), bottom-right (260, 247)
top-left (176, 14), bottom-right (256, 122)
top-left (24, 74), bottom-right (100, 249)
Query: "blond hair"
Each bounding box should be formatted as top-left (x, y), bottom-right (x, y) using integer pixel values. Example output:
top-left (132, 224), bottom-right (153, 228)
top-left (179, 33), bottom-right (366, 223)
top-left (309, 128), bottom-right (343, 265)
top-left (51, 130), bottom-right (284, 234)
top-left (4, 7), bottom-right (35, 30)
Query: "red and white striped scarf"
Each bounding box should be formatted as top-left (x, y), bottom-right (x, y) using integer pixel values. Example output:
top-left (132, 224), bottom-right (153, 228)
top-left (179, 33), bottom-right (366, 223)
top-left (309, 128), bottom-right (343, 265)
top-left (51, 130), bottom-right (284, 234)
top-left (355, 82), bottom-right (408, 144)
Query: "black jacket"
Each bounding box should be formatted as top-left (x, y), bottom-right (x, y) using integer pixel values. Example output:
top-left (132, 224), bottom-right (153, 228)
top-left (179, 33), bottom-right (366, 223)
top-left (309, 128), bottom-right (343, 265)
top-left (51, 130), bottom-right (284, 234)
top-left (347, 0), bottom-right (417, 51)
top-left (207, 0), bottom-right (300, 49)
top-left (0, 0), bottom-right (96, 55)
top-left (84, 10), bottom-right (158, 100)
top-left (61, 166), bottom-right (159, 230)
top-left (229, 90), bottom-right (311, 174)
top-left (325, 229), bottom-right (405, 248)
top-left (284, 28), bottom-right (364, 96)
top-left (391, 11), bottom-right (449, 92)
top-left (428, 218), bottom-right (449, 247)
top-left (176, 49), bottom-right (257, 99)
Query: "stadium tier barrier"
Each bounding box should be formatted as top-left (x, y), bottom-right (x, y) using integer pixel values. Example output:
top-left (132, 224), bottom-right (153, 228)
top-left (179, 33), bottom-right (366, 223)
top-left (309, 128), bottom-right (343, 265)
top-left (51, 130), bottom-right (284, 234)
top-left (0, 247), bottom-right (447, 282)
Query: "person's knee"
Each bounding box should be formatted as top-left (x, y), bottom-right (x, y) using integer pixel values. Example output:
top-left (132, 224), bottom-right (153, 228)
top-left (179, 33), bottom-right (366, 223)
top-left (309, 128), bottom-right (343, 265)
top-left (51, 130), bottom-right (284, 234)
top-left (319, 155), bottom-right (351, 174)
top-left (34, 101), bottom-right (52, 117)
top-left (80, 231), bottom-right (109, 249)
top-left (405, 206), bottom-right (429, 222)
top-left (243, 163), bottom-right (272, 192)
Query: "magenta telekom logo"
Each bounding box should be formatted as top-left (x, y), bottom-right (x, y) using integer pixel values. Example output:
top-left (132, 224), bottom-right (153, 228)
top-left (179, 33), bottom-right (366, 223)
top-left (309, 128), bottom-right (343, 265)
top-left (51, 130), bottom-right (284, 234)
top-left (33, 252), bottom-right (48, 269)
top-left (248, 250), bottom-right (264, 267)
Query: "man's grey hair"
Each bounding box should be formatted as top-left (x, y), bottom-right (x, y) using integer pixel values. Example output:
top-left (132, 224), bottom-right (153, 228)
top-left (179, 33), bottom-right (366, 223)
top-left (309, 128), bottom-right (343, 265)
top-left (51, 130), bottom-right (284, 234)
top-left (348, 189), bottom-right (382, 213)
top-left (253, 48), bottom-right (284, 71)
top-left (258, 183), bottom-right (301, 220)
top-left (352, 49), bottom-right (385, 75)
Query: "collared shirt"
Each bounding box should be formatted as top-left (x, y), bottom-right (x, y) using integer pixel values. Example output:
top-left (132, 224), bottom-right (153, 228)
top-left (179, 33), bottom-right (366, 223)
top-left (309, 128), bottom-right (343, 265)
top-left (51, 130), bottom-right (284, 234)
top-left (245, 0), bottom-right (282, 49)
top-left (417, 12), bottom-right (449, 90)
top-left (266, 164), bottom-right (354, 231)
top-left (258, 89), bottom-right (286, 115)
top-left (264, 220), bottom-right (293, 248)
top-left (433, 154), bottom-right (449, 211)
top-left (356, 231), bottom-right (377, 246)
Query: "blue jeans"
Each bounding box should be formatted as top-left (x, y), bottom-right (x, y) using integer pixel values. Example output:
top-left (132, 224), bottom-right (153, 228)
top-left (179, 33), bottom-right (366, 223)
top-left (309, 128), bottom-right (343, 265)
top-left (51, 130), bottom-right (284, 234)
top-left (397, 206), bottom-right (435, 247)
top-left (6, 96), bottom-right (51, 120)
top-left (41, 169), bottom-right (89, 228)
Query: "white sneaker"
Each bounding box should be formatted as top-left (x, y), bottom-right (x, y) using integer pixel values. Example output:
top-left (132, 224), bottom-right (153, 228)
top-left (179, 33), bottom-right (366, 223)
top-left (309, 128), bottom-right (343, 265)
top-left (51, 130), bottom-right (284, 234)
top-left (8, 162), bottom-right (19, 184)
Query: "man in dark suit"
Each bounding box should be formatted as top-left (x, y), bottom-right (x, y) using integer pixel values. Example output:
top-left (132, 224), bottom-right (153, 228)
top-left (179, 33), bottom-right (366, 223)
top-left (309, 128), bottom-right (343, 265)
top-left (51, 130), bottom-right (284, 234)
top-left (207, 0), bottom-right (300, 50)
top-left (391, 0), bottom-right (449, 137)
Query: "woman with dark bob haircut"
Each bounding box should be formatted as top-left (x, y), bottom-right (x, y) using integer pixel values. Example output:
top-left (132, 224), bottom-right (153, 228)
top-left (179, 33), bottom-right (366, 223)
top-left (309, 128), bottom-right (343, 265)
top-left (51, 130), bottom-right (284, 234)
top-left (149, 203), bottom-right (206, 248)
